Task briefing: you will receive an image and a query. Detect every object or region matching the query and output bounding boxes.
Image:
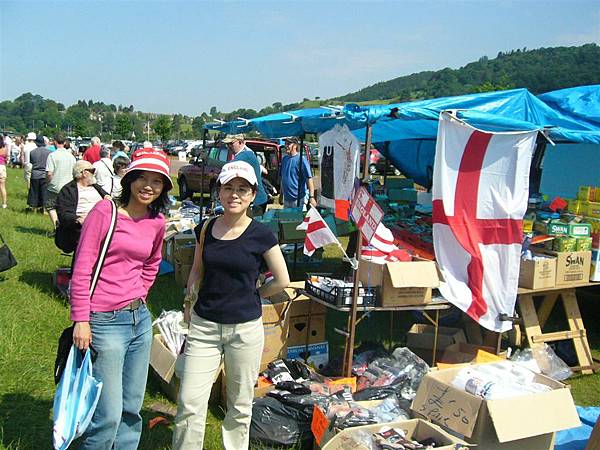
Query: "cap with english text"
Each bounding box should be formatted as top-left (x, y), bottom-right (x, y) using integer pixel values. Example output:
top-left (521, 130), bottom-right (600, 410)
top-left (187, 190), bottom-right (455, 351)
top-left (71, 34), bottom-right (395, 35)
top-left (217, 160), bottom-right (258, 187)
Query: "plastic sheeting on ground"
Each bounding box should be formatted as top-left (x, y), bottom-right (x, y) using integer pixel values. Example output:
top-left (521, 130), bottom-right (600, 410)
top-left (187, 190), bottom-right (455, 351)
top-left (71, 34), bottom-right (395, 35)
top-left (555, 406), bottom-right (600, 450)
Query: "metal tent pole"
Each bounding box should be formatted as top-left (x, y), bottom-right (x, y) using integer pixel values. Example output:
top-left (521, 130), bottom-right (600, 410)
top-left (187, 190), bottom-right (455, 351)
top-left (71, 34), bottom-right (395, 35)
top-left (343, 124), bottom-right (372, 377)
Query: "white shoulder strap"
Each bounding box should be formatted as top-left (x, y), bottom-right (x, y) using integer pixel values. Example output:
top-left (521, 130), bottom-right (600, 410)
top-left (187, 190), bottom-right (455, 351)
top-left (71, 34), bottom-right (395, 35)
top-left (89, 200), bottom-right (118, 299)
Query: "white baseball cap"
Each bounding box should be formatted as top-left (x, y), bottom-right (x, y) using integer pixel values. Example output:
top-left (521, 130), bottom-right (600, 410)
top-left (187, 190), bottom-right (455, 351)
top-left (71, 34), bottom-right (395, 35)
top-left (217, 161), bottom-right (258, 187)
top-left (26, 132), bottom-right (36, 140)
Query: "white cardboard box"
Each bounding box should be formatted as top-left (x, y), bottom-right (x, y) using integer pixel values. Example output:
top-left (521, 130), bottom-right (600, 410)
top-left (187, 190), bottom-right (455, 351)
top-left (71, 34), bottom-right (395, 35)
top-left (411, 364), bottom-right (580, 450)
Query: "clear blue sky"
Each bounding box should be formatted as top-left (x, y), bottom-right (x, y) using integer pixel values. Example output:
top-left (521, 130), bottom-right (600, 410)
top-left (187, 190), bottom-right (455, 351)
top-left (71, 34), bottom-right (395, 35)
top-left (1, 0), bottom-right (598, 116)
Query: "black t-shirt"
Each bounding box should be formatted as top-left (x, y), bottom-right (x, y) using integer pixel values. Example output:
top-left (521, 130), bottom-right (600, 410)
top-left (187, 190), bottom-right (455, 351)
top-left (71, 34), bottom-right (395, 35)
top-left (193, 218), bottom-right (278, 324)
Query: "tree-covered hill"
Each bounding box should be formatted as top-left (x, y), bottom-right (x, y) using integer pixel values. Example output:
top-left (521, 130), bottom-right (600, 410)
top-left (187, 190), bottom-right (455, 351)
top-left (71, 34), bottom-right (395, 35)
top-left (1, 44), bottom-right (598, 141)
top-left (335, 44), bottom-right (600, 103)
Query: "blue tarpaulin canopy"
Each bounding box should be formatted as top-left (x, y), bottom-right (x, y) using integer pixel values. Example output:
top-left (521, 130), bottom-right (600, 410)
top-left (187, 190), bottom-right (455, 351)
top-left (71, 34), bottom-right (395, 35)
top-left (539, 85), bottom-right (600, 127)
top-left (204, 86), bottom-right (600, 186)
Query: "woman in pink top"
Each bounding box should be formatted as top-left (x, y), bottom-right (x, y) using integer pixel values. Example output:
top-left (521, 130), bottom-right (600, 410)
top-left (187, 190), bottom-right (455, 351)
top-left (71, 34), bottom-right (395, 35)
top-left (0, 139), bottom-right (8, 208)
top-left (71, 150), bottom-right (172, 450)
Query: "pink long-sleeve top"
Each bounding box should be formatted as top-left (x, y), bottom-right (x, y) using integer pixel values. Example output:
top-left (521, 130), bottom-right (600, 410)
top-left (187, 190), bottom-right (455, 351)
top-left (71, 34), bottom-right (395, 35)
top-left (70, 199), bottom-right (165, 322)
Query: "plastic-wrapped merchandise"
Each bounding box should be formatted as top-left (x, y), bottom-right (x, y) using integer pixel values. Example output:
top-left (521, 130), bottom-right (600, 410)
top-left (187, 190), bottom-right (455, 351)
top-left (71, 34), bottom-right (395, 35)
top-left (332, 429), bottom-right (376, 449)
top-left (356, 347), bottom-right (430, 401)
top-left (370, 397), bottom-right (411, 423)
top-left (267, 389), bottom-right (330, 410)
top-left (451, 362), bottom-right (552, 400)
top-left (373, 426), bottom-right (438, 450)
top-left (510, 348), bottom-right (542, 374)
top-left (250, 396), bottom-right (313, 448)
top-left (512, 344), bottom-right (573, 381)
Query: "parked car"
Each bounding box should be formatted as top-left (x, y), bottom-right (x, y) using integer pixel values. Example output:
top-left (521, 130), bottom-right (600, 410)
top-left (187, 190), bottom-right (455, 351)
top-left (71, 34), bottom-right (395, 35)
top-left (177, 138), bottom-right (284, 200)
top-left (359, 146), bottom-right (401, 176)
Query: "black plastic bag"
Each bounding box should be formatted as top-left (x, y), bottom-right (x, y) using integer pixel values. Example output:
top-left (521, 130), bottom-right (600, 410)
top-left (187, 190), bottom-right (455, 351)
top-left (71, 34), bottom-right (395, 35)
top-left (250, 396), bottom-right (313, 448)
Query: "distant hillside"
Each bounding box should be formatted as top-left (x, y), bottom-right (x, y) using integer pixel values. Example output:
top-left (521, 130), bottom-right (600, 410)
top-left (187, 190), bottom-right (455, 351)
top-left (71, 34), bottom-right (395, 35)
top-left (335, 44), bottom-right (600, 103)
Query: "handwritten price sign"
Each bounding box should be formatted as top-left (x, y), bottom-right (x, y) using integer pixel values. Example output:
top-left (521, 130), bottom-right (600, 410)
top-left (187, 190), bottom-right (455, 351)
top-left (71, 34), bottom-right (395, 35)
top-left (350, 186), bottom-right (384, 243)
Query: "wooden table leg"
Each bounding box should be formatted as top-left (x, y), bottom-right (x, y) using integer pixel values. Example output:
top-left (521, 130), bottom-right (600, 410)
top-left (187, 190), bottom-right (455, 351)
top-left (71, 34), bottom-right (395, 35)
top-left (518, 294), bottom-right (543, 349)
top-left (562, 290), bottom-right (594, 375)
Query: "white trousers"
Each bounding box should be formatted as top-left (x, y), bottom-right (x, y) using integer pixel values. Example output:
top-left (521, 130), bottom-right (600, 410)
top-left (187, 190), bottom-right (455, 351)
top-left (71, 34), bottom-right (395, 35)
top-left (172, 313), bottom-right (264, 450)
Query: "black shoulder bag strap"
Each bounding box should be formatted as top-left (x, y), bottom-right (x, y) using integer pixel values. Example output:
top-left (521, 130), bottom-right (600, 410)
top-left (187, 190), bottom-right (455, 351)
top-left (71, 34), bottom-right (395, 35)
top-left (55, 200), bottom-right (117, 384)
top-left (89, 200), bottom-right (118, 298)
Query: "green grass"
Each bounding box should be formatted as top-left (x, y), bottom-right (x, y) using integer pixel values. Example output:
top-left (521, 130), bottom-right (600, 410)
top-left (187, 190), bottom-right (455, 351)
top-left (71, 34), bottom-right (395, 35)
top-left (0, 166), bottom-right (599, 450)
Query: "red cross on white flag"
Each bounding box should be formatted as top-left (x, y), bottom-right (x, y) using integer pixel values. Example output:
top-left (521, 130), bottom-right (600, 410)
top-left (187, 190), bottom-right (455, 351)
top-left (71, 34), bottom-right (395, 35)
top-left (432, 113), bottom-right (538, 332)
top-left (297, 207), bottom-right (341, 256)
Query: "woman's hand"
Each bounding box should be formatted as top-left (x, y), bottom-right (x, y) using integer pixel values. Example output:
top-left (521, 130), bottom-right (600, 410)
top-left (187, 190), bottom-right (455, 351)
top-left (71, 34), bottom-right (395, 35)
top-left (73, 321), bottom-right (92, 350)
top-left (183, 302), bottom-right (191, 325)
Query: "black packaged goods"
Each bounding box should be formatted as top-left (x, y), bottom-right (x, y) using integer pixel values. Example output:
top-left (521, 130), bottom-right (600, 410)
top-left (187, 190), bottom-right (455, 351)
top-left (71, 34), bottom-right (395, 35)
top-left (320, 144), bottom-right (334, 199)
top-left (250, 396), bottom-right (313, 448)
top-left (274, 381), bottom-right (312, 395)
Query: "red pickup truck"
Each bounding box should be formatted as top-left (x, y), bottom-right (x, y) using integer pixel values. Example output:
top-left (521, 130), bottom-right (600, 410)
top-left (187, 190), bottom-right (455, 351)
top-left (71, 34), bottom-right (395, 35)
top-left (177, 139), bottom-right (283, 200)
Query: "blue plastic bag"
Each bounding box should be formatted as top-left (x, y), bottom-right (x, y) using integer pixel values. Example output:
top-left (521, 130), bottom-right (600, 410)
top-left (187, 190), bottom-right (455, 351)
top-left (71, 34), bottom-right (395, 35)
top-left (53, 345), bottom-right (103, 450)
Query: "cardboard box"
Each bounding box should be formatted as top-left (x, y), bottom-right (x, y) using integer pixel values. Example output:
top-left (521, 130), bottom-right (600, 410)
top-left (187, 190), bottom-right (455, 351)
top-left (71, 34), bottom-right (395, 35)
top-left (577, 237), bottom-right (593, 251)
top-left (438, 342), bottom-right (503, 365)
top-left (359, 258), bottom-right (440, 306)
top-left (287, 341), bottom-right (329, 371)
top-left (174, 243), bottom-right (195, 265)
top-left (261, 300), bottom-right (291, 371)
top-left (537, 249), bottom-right (592, 285)
top-left (518, 255), bottom-right (556, 289)
top-left (587, 201), bottom-right (600, 218)
top-left (287, 290), bottom-right (327, 317)
top-left (406, 324), bottom-right (466, 353)
top-left (579, 186), bottom-right (600, 202)
top-left (161, 237), bottom-right (174, 264)
top-left (534, 220), bottom-right (591, 237)
top-left (412, 365), bottom-right (580, 450)
top-left (174, 262), bottom-right (192, 287)
top-left (288, 314), bottom-right (326, 346)
top-left (320, 419), bottom-right (468, 450)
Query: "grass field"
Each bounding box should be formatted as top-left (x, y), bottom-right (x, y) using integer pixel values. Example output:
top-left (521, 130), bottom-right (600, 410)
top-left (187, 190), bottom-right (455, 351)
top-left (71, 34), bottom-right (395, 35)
top-left (0, 166), bottom-right (598, 449)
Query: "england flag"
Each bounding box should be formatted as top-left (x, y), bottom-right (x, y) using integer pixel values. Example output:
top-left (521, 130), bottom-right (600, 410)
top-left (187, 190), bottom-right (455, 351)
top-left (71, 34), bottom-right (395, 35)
top-left (432, 112), bottom-right (538, 332)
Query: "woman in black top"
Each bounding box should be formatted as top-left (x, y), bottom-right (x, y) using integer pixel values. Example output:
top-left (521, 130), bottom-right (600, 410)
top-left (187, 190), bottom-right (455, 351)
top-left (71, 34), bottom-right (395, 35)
top-left (173, 160), bottom-right (289, 450)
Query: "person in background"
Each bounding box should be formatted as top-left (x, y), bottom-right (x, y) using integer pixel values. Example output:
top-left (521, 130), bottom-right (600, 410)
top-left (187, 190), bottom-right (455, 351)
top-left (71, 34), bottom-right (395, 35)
top-left (10, 136), bottom-right (22, 168)
top-left (111, 156), bottom-right (130, 198)
top-left (46, 136), bottom-right (56, 152)
top-left (222, 134), bottom-right (268, 216)
top-left (64, 138), bottom-right (78, 159)
top-left (0, 139), bottom-right (8, 208)
top-left (46, 133), bottom-right (77, 229)
top-left (280, 137), bottom-right (317, 210)
top-left (21, 132), bottom-right (37, 189)
top-left (93, 146), bottom-right (115, 195)
top-left (71, 151), bottom-right (171, 449)
top-left (111, 140), bottom-right (128, 161)
top-left (173, 160), bottom-right (289, 449)
top-left (27, 135), bottom-right (50, 212)
top-left (55, 160), bottom-right (109, 254)
top-left (83, 136), bottom-right (102, 164)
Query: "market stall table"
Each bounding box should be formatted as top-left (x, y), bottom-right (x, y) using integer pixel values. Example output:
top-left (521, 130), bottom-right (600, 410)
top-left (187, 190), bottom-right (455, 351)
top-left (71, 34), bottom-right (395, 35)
top-left (515, 281), bottom-right (600, 374)
top-left (294, 288), bottom-right (451, 376)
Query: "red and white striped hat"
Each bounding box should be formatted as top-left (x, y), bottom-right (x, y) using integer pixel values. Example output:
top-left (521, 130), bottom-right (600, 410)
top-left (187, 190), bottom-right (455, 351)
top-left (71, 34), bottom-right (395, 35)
top-left (125, 148), bottom-right (173, 190)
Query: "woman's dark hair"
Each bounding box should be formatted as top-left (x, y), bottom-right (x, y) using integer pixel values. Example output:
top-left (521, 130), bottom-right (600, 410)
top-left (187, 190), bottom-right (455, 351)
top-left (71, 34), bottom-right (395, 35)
top-left (113, 155), bottom-right (130, 173)
top-left (117, 170), bottom-right (170, 218)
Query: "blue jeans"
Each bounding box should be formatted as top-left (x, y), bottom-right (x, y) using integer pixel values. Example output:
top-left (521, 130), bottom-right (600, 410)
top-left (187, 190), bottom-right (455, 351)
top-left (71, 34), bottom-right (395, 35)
top-left (80, 304), bottom-right (152, 450)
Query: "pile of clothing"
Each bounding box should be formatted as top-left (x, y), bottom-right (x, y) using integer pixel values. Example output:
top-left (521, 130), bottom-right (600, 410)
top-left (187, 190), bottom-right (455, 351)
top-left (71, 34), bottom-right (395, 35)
top-left (250, 348), bottom-right (430, 448)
